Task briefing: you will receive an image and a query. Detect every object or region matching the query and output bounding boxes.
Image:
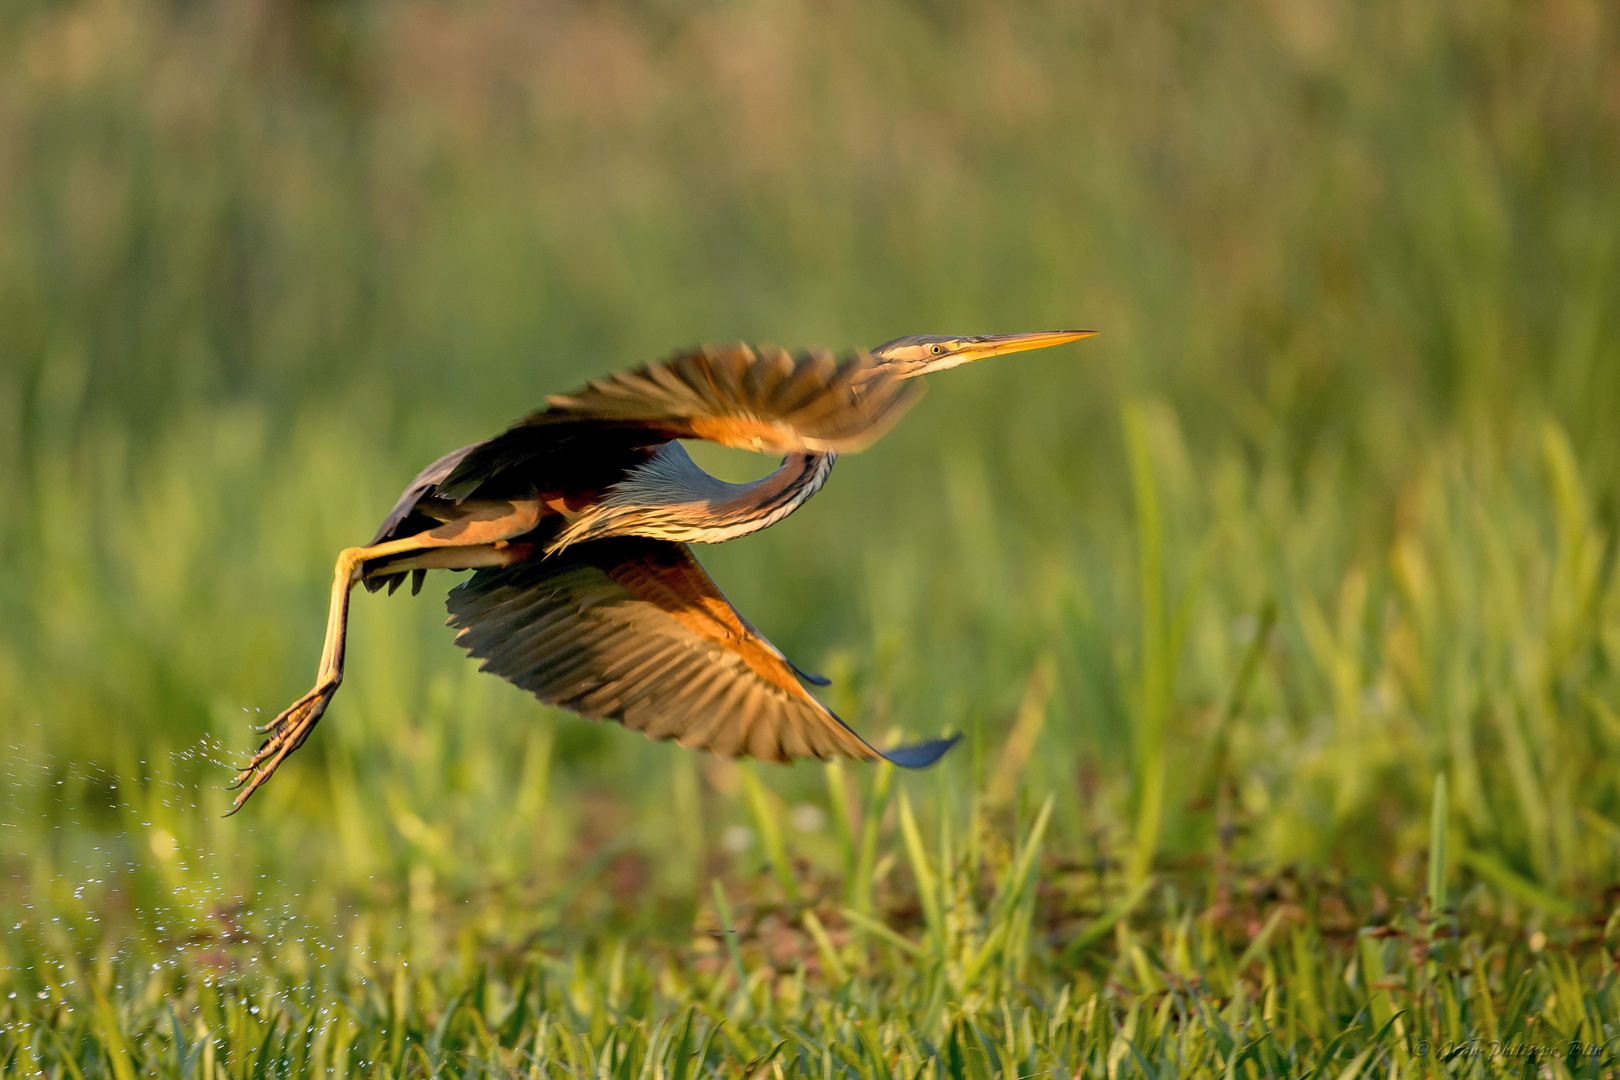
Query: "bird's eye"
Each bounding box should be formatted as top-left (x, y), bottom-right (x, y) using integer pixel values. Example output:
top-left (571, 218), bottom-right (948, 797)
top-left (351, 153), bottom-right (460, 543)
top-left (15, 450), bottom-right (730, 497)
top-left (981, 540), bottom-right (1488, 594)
top-left (930, 344), bottom-right (945, 355)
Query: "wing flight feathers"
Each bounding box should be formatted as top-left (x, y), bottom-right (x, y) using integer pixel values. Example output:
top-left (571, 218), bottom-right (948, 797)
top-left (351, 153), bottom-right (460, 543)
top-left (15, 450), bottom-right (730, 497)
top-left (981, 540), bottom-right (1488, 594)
top-left (445, 538), bottom-right (956, 768)
top-left (436, 344), bottom-right (921, 501)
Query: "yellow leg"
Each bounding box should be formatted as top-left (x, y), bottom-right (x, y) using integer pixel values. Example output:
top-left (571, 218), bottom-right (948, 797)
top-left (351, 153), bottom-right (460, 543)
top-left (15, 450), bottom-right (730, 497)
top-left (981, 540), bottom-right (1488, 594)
top-left (228, 502), bottom-right (542, 813)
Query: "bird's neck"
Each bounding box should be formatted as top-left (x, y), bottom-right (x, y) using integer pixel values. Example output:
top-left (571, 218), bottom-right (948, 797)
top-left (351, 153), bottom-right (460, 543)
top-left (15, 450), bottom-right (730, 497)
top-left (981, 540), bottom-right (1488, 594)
top-left (544, 446), bottom-right (837, 555)
top-left (713, 450), bottom-right (838, 534)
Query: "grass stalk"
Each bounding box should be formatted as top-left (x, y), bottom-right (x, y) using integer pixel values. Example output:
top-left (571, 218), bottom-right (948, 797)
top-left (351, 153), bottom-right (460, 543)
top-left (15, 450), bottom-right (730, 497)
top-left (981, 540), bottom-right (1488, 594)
top-left (1124, 401), bottom-right (1170, 886)
top-left (710, 880), bottom-right (747, 988)
top-left (1427, 772), bottom-right (1447, 919)
top-left (740, 763), bottom-right (800, 902)
top-left (851, 761), bottom-right (896, 914)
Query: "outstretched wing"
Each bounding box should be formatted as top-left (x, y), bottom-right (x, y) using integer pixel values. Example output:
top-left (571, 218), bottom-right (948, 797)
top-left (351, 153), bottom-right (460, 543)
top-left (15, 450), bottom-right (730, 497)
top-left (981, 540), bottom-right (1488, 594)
top-left (435, 343), bottom-right (922, 501)
top-left (444, 537), bottom-right (956, 768)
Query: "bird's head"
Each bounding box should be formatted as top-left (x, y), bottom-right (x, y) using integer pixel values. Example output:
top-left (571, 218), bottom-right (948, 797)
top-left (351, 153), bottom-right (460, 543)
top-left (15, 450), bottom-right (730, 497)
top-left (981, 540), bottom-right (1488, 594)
top-left (868, 330), bottom-right (1095, 379)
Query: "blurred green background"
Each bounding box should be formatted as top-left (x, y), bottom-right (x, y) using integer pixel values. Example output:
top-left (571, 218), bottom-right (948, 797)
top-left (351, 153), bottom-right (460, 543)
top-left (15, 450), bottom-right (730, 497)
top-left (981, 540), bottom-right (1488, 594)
top-left (3, 0), bottom-right (1619, 964)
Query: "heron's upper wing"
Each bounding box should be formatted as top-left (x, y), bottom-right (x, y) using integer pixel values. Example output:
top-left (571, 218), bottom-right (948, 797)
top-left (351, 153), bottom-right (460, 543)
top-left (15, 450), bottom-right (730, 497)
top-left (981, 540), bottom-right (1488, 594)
top-left (435, 344), bottom-right (921, 501)
top-left (444, 537), bottom-right (956, 768)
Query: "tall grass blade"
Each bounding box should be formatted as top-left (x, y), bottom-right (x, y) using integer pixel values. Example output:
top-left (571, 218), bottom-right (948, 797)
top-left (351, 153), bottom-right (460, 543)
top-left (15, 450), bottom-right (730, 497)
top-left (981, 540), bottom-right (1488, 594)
top-left (1427, 772), bottom-right (1447, 917)
top-left (825, 761), bottom-right (858, 885)
top-left (801, 910), bottom-right (851, 984)
top-left (710, 880), bottom-right (748, 987)
top-left (841, 908), bottom-right (925, 957)
top-left (741, 763), bottom-right (800, 902)
top-left (1123, 400), bottom-right (1170, 886)
top-left (90, 983), bottom-right (137, 1080)
top-left (897, 789), bottom-right (942, 951)
top-left (985, 661), bottom-right (1052, 809)
top-left (1457, 850), bottom-right (1577, 917)
top-left (1061, 875), bottom-right (1155, 961)
top-left (852, 761), bottom-right (896, 914)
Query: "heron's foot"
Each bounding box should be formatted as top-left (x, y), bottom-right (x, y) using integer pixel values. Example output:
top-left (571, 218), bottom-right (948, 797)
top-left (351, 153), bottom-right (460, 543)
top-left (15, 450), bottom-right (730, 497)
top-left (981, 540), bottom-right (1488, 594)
top-left (226, 680), bottom-right (337, 814)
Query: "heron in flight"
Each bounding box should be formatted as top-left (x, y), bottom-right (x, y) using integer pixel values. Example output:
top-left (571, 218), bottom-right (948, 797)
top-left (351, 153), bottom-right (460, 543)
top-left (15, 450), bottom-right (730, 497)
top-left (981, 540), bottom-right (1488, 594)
top-left (230, 330), bottom-right (1093, 811)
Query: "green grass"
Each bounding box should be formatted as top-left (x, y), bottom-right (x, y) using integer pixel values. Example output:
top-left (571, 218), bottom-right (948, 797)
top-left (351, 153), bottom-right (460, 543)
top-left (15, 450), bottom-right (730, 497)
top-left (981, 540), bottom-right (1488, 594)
top-left (5, 781), bottom-right (1620, 1077)
top-left (3, 0), bottom-right (1620, 1075)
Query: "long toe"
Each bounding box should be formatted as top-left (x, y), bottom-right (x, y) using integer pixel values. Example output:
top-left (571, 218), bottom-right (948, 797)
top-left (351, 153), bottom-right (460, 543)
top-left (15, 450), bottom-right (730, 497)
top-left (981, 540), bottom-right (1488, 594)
top-left (259, 687), bottom-right (321, 733)
top-left (226, 685), bottom-right (335, 812)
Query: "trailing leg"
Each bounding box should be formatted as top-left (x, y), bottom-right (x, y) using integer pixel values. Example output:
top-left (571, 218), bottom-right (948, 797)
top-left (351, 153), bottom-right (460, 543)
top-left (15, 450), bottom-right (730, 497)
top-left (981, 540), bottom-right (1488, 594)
top-left (228, 545), bottom-right (368, 812)
top-left (228, 500), bottom-right (543, 812)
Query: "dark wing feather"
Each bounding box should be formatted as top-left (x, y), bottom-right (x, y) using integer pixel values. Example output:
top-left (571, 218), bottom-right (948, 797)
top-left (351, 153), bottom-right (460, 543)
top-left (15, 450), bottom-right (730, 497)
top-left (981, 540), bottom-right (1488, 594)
top-left (370, 443), bottom-right (482, 546)
top-left (435, 344), bottom-right (922, 501)
top-left (360, 443), bottom-right (484, 594)
top-left (444, 538), bottom-right (957, 767)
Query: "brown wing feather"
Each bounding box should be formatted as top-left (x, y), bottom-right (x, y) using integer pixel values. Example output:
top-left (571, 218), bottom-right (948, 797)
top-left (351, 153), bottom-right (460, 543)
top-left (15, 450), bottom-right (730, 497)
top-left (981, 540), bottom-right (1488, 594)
top-left (444, 538), bottom-right (886, 764)
top-left (436, 344), bottom-right (921, 501)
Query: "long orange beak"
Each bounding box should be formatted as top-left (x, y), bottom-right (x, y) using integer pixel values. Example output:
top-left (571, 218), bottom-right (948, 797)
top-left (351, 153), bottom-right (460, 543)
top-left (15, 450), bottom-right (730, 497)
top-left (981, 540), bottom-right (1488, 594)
top-left (953, 329), bottom-right (1097, 363)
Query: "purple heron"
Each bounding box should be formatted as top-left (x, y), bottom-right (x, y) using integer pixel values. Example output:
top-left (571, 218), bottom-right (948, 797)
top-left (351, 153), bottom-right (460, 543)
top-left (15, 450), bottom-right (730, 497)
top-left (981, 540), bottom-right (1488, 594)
top-left (230, 330), bottom-right (1093, 811)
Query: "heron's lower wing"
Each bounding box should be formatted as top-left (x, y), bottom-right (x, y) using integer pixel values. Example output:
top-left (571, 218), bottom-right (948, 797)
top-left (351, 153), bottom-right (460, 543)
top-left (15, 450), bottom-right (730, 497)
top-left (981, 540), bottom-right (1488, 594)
top-left (436, 344), bottom-right (922, 501)
top-left (444, 538), bottom-right (956, 767)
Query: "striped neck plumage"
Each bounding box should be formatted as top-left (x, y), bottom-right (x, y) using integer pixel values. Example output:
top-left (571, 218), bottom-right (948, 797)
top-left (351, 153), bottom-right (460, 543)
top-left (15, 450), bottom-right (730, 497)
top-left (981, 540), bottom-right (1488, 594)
top-left (544, 445), bottom-right (837, 556)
